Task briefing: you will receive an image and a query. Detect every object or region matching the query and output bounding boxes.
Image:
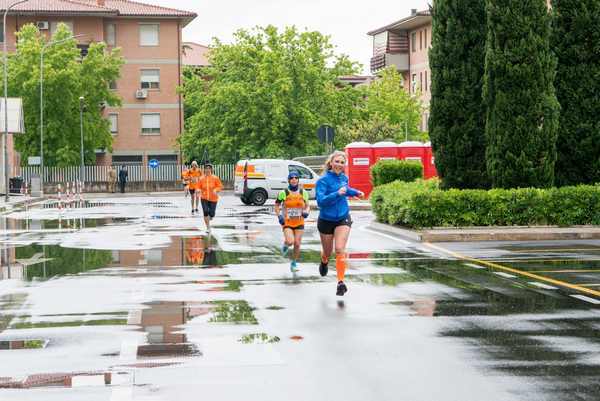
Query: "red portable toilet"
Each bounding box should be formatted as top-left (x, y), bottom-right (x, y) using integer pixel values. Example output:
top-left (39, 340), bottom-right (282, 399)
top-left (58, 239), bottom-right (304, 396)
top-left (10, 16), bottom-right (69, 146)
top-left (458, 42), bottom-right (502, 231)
top-left (345, 142), bottom-right (374, 197)
top-left (423, 141), bottom-right (438, 179)
top-left (372, 141), bottom-right (399, 162)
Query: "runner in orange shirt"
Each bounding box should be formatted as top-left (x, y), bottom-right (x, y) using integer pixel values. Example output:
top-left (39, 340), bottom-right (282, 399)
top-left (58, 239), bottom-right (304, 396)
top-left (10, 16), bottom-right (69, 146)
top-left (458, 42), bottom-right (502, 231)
top-left (187, 161), bottom-right (202, 214)
top-left (197, 164), bottom-right (223, 230)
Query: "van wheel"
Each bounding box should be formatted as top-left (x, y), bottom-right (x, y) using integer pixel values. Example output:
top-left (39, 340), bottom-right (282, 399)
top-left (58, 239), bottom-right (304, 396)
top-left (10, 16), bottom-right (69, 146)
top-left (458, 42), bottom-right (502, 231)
top-left (240, 196), bottom-right (252, 205)
top-left (250, 189), bottom-right (268, 206)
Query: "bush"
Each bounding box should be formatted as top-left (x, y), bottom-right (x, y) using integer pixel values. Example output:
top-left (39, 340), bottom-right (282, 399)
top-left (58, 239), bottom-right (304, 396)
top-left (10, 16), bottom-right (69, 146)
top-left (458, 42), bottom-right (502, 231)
top-left (370, 182), bottom-right (600, 228)
top-left (370, 159), bottom-right (423, 187)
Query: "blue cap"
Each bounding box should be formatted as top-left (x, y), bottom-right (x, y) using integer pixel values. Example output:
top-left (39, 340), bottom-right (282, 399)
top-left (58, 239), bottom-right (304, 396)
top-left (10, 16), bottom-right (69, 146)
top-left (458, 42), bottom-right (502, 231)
top-left (287, 172), bottom-right (300, 180)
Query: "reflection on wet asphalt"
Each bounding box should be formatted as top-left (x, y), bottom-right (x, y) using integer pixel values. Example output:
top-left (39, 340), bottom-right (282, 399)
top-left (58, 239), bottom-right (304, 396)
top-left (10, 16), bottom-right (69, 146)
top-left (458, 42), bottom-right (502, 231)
top-left (0, 195), bottom-right (599, 400)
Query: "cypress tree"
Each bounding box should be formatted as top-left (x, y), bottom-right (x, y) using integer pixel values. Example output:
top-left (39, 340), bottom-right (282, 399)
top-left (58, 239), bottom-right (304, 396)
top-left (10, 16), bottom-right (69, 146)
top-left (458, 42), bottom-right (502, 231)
top-left (552, 0), bottom-right (600, 186)
top-left (483, 0), bottom-right (560, 188)
top-left (429, 0), bottom-right (489, 189)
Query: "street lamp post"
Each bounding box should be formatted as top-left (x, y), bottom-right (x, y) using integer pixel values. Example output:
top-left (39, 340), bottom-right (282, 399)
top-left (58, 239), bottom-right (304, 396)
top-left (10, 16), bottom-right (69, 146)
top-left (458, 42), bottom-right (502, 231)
top-left (3, 0), bottom-right (29, 201)
top-left (79, 96), bottom-right (84, 183)
top-left (40, 34), bottom-right (84, 195)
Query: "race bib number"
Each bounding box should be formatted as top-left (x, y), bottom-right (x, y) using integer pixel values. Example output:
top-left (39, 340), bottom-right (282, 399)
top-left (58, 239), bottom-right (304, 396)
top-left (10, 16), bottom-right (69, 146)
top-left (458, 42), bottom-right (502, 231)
top-left (287, 208), bottom-right (302, 218)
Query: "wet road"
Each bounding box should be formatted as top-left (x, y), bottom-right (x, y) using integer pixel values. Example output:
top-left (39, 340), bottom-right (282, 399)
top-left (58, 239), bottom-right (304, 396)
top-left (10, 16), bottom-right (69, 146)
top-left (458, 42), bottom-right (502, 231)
top-left (1, 194), bottom-right (599, 400)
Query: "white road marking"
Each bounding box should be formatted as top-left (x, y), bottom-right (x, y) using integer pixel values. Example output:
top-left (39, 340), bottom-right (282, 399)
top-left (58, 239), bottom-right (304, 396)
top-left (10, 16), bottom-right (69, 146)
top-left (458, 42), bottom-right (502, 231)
top-left (528, 282), bottom-right (559, 290)
top-left (359, 226), bottom-right (414, 247)
top-left (464, 263), bottom-right (487, 269)
top-left (569, 294), bottom-right (600, 304)
top-left (493, 272), bottom-right (517, 279)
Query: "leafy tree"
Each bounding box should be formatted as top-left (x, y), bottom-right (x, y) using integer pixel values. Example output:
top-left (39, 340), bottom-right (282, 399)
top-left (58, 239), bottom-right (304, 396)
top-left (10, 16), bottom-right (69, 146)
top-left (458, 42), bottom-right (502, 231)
top-left (5, 24), bottom-right (123, 166)
top-left (551, 0), bottom-right (600, 186)
top-left (483, 0), bottom-right (560, 188)
top-left (180, 26), bottom-right (361, 162)
top-left (429, 0), bottom-right (489, 189)
top-left (337, 67), bottom-right (423, 147)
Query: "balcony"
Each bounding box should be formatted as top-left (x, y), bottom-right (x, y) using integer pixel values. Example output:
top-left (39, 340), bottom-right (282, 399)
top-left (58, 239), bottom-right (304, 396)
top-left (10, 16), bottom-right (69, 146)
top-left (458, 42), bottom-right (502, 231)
top-left (370, 52), bottom-right (409, 74)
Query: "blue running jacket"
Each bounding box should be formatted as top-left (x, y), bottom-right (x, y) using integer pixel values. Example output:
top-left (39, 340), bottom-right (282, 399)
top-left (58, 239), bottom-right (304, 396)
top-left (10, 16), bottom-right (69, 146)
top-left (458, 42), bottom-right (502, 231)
top-left (316, 170), bottom-right (359, 222)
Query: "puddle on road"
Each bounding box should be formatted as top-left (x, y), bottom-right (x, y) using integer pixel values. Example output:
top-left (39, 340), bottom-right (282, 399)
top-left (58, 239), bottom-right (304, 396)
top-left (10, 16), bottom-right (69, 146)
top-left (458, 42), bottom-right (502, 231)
top-left (208, 300), bottom-right (258, 325)
top-left (0, 339), bottom-right (48, 350)
top-left (238, 333), bottom-right (280, 344)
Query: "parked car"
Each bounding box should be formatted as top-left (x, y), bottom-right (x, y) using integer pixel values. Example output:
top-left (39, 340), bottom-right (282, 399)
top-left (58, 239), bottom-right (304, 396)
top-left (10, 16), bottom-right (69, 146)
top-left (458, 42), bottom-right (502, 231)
top-left (234, 159), bottom-right (320, 205)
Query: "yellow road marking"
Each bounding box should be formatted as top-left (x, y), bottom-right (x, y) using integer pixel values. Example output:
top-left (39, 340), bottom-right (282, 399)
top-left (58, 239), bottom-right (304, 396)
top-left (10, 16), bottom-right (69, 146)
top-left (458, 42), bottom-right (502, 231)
top-left (500, 259), bottom-right (600, 262)
top-left (424, 242), bottom-right (600, 298)
top-left (501, 248), bottom-right (600, 253)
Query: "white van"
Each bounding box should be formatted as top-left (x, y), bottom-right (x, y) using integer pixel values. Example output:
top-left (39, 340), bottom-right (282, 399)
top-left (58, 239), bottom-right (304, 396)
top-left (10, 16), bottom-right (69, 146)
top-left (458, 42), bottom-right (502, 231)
top-left (234, 159), bottom-right (320, 205)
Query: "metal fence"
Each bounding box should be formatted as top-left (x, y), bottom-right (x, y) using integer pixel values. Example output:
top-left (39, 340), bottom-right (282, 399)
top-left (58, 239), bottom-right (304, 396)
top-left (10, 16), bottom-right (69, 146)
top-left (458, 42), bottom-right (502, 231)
top-left (12, 164), bottom-right (236, 184)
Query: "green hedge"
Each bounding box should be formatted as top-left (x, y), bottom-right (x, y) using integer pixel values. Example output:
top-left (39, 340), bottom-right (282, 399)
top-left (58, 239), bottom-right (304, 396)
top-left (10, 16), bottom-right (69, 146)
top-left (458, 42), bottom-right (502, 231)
top-left (370, 160), bottom-right (423, 187)
top-left (371, 181), bottom-right (600, 228)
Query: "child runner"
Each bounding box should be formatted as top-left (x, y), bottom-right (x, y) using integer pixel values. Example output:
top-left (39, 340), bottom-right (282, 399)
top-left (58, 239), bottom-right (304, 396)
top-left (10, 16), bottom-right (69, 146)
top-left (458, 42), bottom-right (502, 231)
top-left (316, 150), bottom-right (364, 296)
top-left (274, 171), bottom-right (310, 272)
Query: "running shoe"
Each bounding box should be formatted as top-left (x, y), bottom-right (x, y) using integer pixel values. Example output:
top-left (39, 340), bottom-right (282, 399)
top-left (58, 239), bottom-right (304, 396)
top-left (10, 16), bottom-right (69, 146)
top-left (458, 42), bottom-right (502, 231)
top-left (336, 281), bottom-right (347, 296)
top-left (281, 244), bottom-right (289, 257)
top-left (290, 260), bottom-right (299, 272)
top-left (319, 260), bottom-right (328, 277)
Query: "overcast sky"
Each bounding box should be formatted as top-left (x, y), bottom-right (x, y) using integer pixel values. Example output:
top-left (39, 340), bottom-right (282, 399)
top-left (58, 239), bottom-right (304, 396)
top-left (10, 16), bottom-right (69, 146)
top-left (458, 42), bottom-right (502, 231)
top-left (143, 0), bottom-right (430, 74)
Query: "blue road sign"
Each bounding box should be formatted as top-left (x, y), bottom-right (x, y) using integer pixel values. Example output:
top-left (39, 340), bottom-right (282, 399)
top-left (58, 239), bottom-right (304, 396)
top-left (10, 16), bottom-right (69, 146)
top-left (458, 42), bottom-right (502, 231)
top-left (149, 159), bottom-right (159, 169)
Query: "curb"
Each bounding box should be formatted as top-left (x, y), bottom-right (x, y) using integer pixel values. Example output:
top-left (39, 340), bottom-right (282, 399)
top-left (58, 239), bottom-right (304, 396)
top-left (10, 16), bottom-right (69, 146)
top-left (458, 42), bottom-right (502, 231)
top-left (368, 221), bottom-right (600, 242)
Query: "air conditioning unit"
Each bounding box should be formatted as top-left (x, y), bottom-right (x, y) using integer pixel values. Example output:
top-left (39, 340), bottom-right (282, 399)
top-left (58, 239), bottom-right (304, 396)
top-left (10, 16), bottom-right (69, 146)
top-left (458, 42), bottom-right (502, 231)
top-left (36, 21), bottom-right (49, 30)
top-left (135, 89), bottom-right (148, 99)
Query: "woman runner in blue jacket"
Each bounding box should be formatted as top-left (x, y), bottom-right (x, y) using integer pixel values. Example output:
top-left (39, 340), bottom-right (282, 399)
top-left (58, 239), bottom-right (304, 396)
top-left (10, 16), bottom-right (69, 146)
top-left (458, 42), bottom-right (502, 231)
top-left (316, 150), bottom-right (364, 296)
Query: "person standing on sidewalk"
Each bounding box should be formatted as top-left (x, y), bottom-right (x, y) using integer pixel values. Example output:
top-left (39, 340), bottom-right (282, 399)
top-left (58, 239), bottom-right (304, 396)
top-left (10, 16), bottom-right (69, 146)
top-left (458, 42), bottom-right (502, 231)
top-left (107, 166), bottom-right (117, 193)
top-left (198, 164), bottom-right (223, 230)
top-left (187, 161), bottom-right (202, 214)
top-left (316, 150), bottom-right (364, 296)
top-left (274, 171), bottom-right (310, 273)
top-left (118, 165), bottom-right (128, 194)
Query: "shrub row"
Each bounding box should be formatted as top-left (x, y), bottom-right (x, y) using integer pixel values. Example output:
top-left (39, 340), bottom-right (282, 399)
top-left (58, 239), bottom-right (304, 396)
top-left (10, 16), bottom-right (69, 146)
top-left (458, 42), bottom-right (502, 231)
top-left (371, 180), bottom-right (600, 228)
top-left (370, 160), bottom-right (423, 187)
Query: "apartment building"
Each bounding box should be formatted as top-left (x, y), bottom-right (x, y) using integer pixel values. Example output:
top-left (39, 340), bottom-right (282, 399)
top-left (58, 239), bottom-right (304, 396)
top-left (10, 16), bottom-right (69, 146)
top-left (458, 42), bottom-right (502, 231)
top-left (182, 41), bottom-right (210, 67)
top-left (1, 0), bottom-right (196, 166)
top-left (368, 9), bottom-right (432, 131)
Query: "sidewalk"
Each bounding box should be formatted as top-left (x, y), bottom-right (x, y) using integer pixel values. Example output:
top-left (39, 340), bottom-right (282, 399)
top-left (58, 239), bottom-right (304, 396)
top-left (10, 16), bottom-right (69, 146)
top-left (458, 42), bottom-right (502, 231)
top-left (369, 221), bottom-right (600, 242)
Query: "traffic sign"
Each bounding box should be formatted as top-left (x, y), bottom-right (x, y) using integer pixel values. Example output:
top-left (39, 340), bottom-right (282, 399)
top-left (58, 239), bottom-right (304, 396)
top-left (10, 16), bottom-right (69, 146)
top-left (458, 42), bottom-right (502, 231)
top-left (149, 159), bottom-right (159, 169)
top-left (317, 125), bottom-right (335, 144)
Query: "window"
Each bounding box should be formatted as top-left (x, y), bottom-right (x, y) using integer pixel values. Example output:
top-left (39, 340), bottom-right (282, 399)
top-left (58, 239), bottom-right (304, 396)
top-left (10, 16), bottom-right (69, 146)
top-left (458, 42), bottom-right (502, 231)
top-left (141, 113), bottom-right (160, 135)
top-left (77, 44), bottom-right (89, 57)
top-left (425, 71), bottom-right (428, 92)
top-left (419, 30), bottom-right (423, 50)
top-left (0, 22), bottom-right (4, 42)
top-left (50, 21), bottom-right (73, 35)
top-left (148, 154), bottom-right (178, 164)
top-left (105, 23), bottom-right (116, 46)
top-left (288, 165), bottom-right (313, 179)
top-left (108, 113), bottom-right (118, 133)
top-left (411, 73), bottom-right (417, 93)
top-left (411, 32), bottom-right (416, 52)
top-left (139, 23), bottom-right (159, 46)
top-left (109, 80), bottom-right (117, 90)
top-left (424, 29), bottom-right (428, 48)
top-left (112, 155), bottom-right (142, 164)
top-left (373, 31), bottom-right (388, 54)
top-left (140, 69), bottom-right (160, 89)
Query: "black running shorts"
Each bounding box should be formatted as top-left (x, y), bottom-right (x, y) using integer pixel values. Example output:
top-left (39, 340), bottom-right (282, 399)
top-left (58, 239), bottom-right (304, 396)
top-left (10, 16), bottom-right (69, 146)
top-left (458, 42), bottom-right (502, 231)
top-left (201, 199), bottom-right (217, 218)
top-left (317, 215), bottom-right (352, 235)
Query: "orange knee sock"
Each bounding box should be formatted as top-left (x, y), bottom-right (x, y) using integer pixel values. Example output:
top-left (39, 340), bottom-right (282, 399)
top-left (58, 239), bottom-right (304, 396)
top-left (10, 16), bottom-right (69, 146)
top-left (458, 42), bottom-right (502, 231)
top-left (336, 253), bottom-right (347, 282)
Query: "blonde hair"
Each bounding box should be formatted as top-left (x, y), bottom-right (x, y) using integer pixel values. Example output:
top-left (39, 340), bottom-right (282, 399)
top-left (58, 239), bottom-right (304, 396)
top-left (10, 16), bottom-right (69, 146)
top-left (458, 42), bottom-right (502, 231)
top-left (322, 150), bottom-right (347, 173)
